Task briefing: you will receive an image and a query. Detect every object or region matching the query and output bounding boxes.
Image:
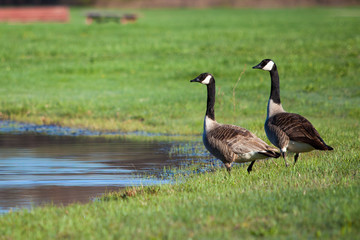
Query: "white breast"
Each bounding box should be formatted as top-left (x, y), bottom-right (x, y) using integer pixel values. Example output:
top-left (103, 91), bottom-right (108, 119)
top-left (267, 99), bottom-right (285, 119)
top-left (204, 115), bottom-right (217, 132)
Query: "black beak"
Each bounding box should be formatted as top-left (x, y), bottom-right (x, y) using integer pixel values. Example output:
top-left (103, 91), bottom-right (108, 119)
top-left (252, 63), bottom-right (262, 69)
top-left (190, 78), bottom-right (201, 83)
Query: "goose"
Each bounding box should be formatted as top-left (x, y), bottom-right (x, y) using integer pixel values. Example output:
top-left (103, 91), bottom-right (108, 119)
top-left (190, 73), bottom-right (280, 173)
top-left (252, 59), bottom-right (333, 167)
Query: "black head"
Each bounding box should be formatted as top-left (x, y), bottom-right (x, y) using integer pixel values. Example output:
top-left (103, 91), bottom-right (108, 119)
top-left (190, 73), bottom-right (214, 85)
top-left (252, 59), bottom-right (276, 71)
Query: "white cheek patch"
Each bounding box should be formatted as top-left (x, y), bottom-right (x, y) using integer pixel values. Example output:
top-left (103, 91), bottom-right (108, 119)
top-left (202, 75), bottom-right (212, 85)
top-left (263, 61), bottom-right (274, 71)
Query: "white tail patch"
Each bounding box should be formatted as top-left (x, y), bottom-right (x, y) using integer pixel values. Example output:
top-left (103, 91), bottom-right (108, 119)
top-left (235, 152), bottom-right (268, 162)
top-left (263, 61), bottom-right (274, 71)
top-left (288, 141), bottom-right (315, 153)
top-left (202, 75), bottom-right (212, 85)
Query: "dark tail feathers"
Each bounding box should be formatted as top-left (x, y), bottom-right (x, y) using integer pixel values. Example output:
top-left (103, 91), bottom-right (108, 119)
top-left (260, 150), bottom-right (281, 158)
top-left (326, 145), bottom-right (333, 151)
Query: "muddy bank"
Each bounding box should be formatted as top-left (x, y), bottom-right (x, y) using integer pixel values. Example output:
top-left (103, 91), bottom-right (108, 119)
top-left (0, 120), bottom-right (177, 137)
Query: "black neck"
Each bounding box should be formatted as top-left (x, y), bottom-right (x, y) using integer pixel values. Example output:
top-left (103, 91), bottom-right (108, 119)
top-left (269, 65), bottom-right (281, 104)
top-left (206, 80), bottom-right (215, 120)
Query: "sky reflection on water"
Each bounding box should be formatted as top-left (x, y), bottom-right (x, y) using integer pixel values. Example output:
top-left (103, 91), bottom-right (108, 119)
top-left (0, 133), bottom-right (190, 214)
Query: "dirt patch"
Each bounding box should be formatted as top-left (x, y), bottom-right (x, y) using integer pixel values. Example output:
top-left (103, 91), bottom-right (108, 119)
top-left (0, 6), bottom-right (69, 23)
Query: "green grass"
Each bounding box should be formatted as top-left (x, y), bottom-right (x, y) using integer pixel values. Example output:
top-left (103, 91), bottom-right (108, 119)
top-left (1, 127), bottom-right (359, 239)
top-left (0, 7), bottom-right (359, 134)
top-left (1, 7), bottom-right (360, 239)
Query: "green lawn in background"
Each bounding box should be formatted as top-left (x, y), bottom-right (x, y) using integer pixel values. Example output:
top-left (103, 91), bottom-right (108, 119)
top-left (0, 7), bottom-right (358, 135)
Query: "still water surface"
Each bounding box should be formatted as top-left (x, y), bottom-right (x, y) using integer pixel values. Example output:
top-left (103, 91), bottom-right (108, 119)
top-left (0, 133), bottom-right (197, 213)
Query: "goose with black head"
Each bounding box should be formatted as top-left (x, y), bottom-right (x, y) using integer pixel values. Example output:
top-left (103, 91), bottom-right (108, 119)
top-left (190, 73), bottom-right (280, 173)
top-left (253, 59), bottom-right (333, 166)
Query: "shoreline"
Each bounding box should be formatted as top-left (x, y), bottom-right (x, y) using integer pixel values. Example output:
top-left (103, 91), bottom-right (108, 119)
top-left (0, 120), bottom-right (187, 138)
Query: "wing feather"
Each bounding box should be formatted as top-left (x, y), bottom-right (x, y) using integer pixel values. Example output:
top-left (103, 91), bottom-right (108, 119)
top-left (268, 112), bottom-right (331, 150)
top-left (208, 124), bottom-right (277, 155)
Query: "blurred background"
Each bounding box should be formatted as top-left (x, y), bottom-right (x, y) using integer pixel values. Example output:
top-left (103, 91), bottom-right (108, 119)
top-left (0, 0), bottom-right (358, 7)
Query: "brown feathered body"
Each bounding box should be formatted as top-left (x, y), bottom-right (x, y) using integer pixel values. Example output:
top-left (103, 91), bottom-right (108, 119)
top-left (253, 59), bottom-right (333, 166)
top-left (265, 112), bottom-right (333, 153)
top-left (191, 72), bottom-right (280, 172)
top-left (204, 116), bottom-right (280, 166)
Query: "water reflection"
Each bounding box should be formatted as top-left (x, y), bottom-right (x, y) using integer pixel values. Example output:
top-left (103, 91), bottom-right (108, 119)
top-left (0, 134), bottom-right (186, 213)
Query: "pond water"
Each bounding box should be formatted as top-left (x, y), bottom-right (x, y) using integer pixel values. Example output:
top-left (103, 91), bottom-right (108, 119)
top-left (0, 131), bottom-right (207, 214)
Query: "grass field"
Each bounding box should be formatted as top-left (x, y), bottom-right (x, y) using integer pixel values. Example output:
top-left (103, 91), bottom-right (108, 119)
top-left (1, 7), bottom-right (359, 239)
top-left (0, 7), bottom-right (359, 134)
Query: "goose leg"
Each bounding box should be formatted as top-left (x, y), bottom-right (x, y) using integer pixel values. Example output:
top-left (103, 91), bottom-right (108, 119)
top-left (247, 161), bottom-right (256, 173)
top-left (224, 163), bottom-right (232, 174)
top-left (281, 151), bottom-right (288, 167)
top-left (294, 153), bottom-right (300, 165)
top-left (271, 159), bottom-right (278, 166)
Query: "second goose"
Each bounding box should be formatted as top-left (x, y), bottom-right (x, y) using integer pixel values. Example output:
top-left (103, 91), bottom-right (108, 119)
top-left (190, 73), bottom-right (280, 173)
top-left (253, 59), bottom-right (333, 167)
